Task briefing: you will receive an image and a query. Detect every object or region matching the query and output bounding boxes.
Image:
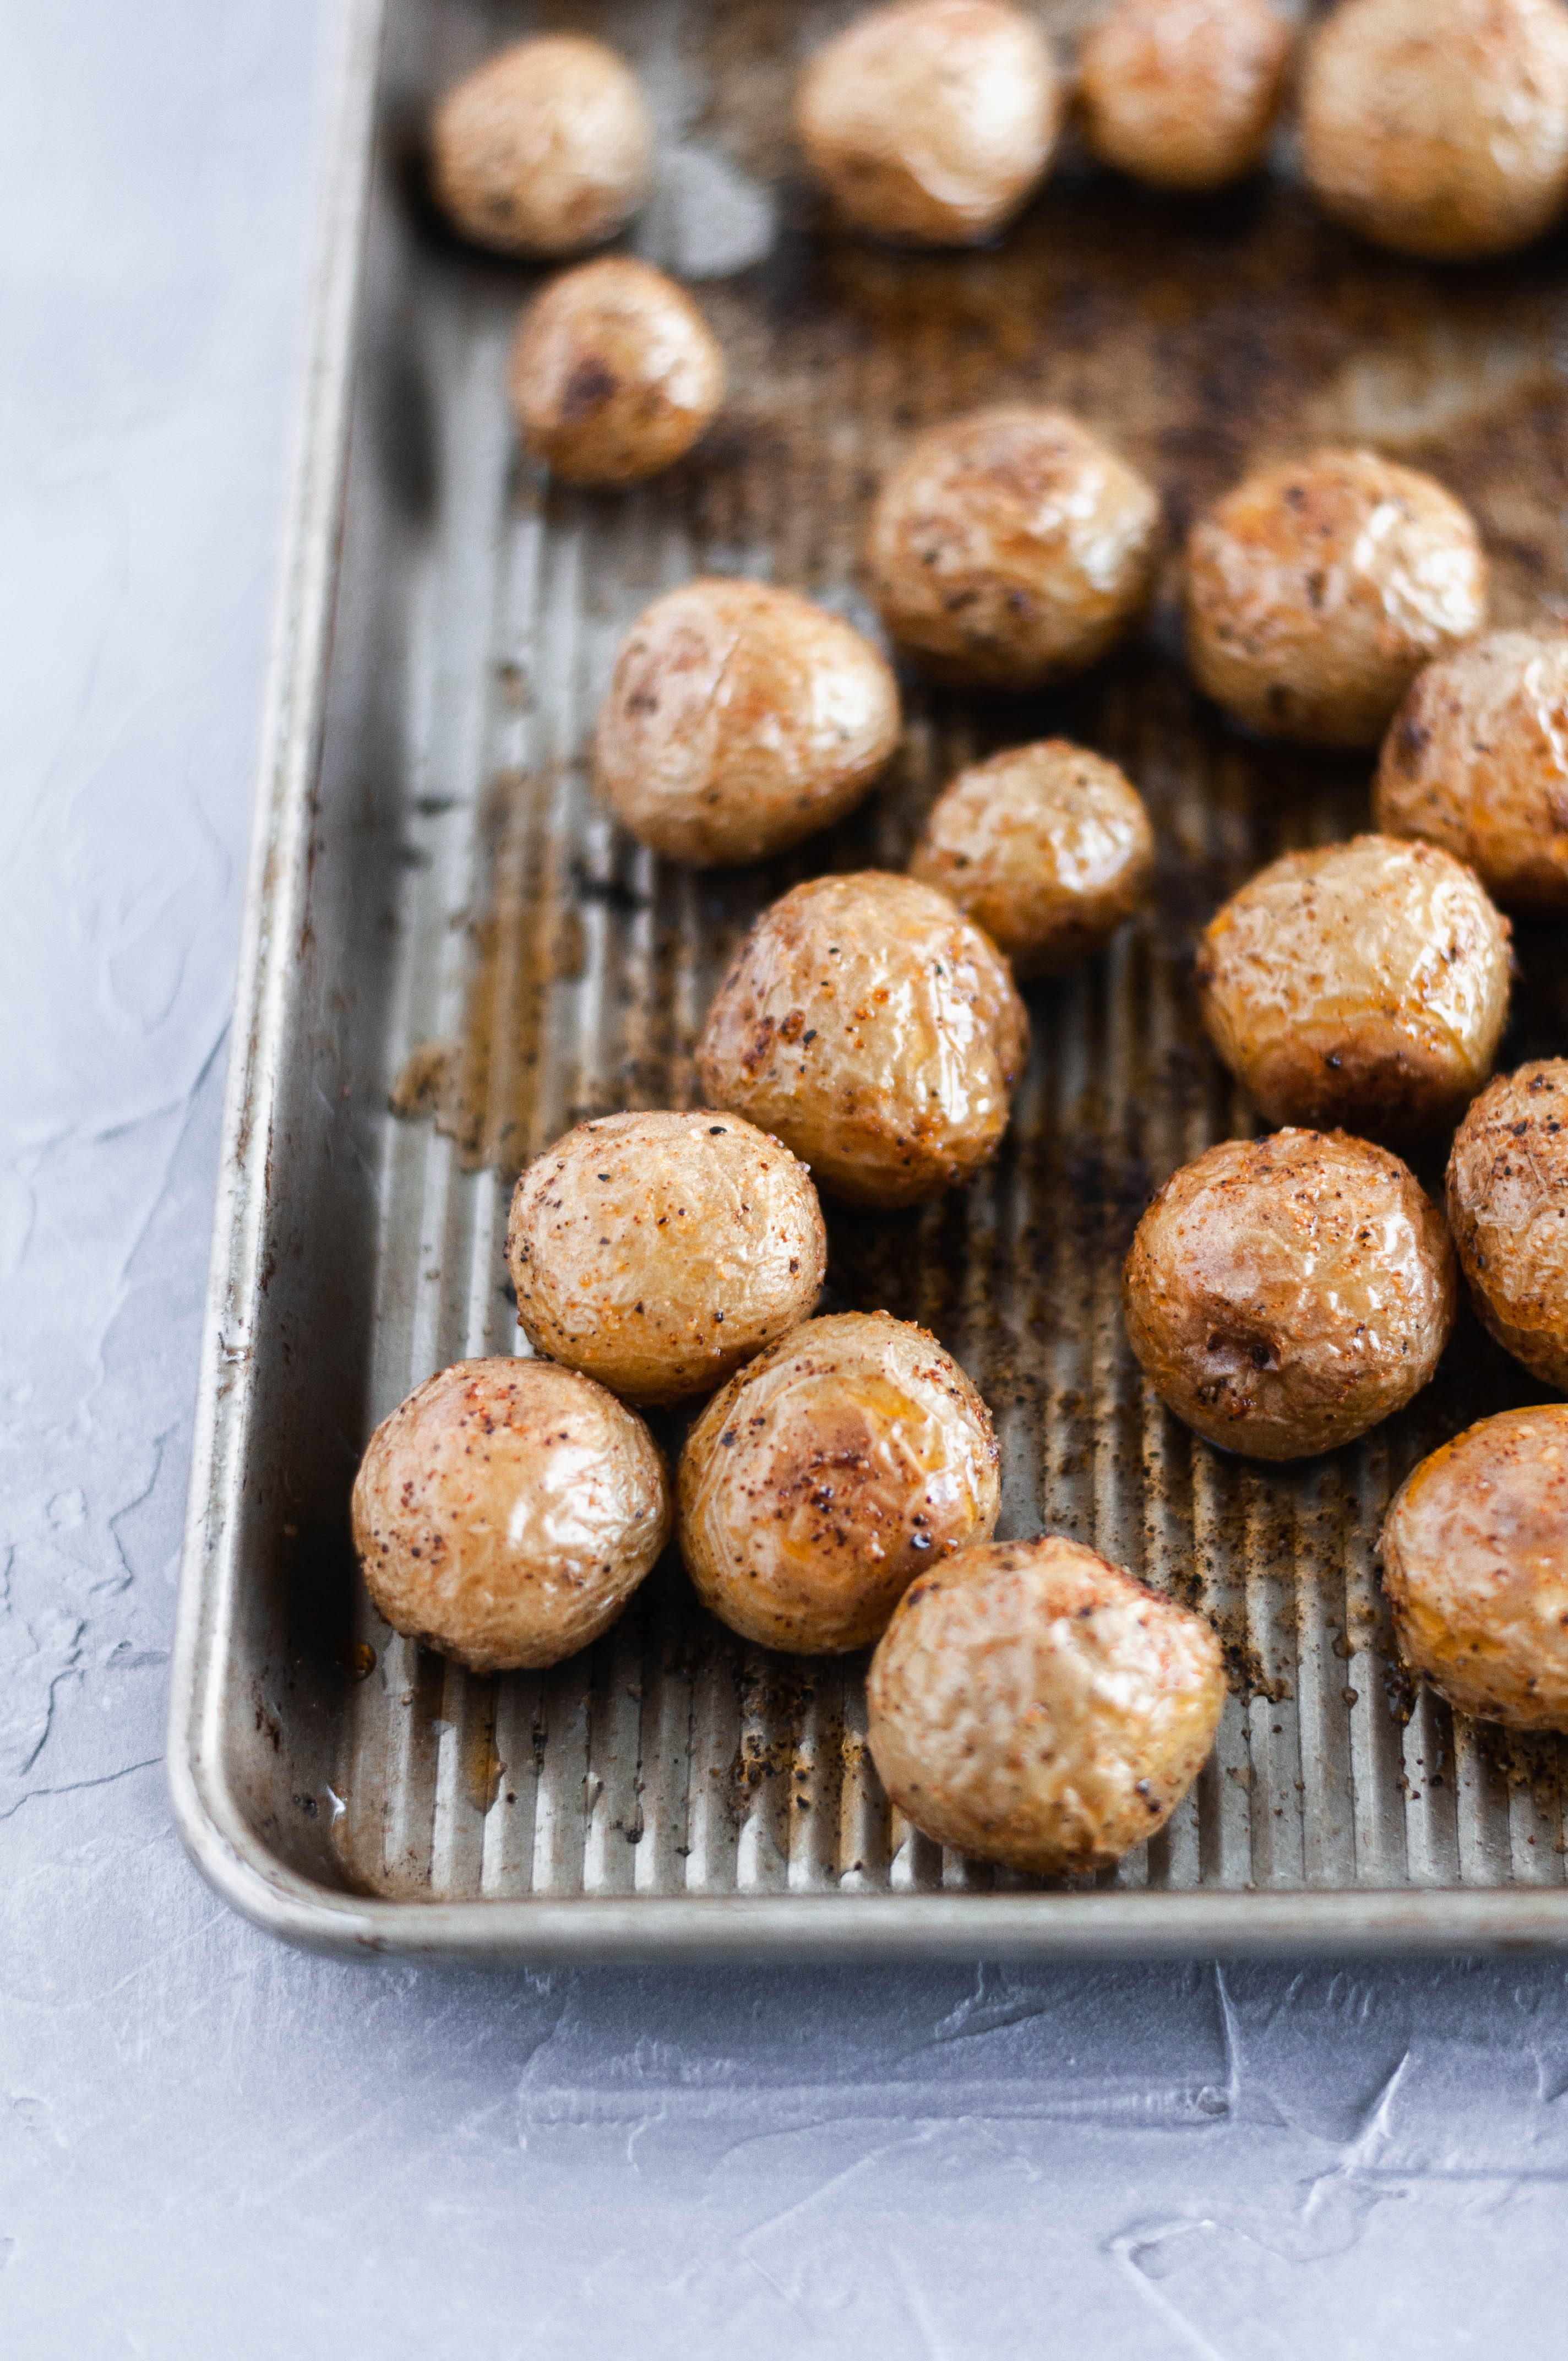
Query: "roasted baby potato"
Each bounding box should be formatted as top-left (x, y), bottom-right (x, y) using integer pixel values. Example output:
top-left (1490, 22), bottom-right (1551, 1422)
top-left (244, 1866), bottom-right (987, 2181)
top-left (1185, 449), bottom-right (1488, 747)
top-left (1374, 630), bottom-right (1568, 913)
top-left (351, 1357), bottom-right (671, 1672)
top-left (867, 1536), bottom-right (1226, 1872)
top-left (1123, 1129), bottom-right (1457, 1460)
top-left (594, 578), bottom-right (901, 866)
top-left (1196, 834), bottom-right (1511, 1140)
top-left (1447, 1060), bottom-right (1568, 1392)
top-left (1300, 0), bottom-right (1568, 261)
top-left (695, 870), bottom-right (1028, 1206)
top-left (678, 1310), bottom-right (1000, 1653)
top-left (430, 35), bottom-right (655, 259)
top-left (508, 258), bottom-right (724, 488)
top-left (1382, 1404), bottom-right (1568, 1728)
top-left (505, 1110), bottom-right (827, 1407)
top-left (1079, 0), bottom-right (1293, 192)
top-left (795, 0), bottom-right (1061, 246)
top-left (908, 739), bottom-right (1153, 978)
top-left (865, 405), bottom-right (1162, 690)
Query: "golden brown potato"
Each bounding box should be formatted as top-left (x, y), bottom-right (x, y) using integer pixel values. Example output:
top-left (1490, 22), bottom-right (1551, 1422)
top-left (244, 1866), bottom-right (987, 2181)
top-left (1078, 0), bottom-right (1293, 192)
top-left (1381, 1404), bottom-right (1568, 1728)
top-left (504, 1110), bottom-right (826, 1407)
top-left (430, 36), bottom-right (655, 259)
top-left (594, 579), bottom-right (901, 866)
top-left (1300, 0), bottom-right (1568, 262)
top-left (508, 259), bottom-right (724, 488)
top-left (867, 1536), bottom-right (1226, 1872)
top-left (1374, 632), bottom-right (1568, 913)
top-left (866, 407), bottom-right (1162, 689)
top-left (1196, 834), bottom-right (1511, 1140)
top-left (908, 739), bottom-right (1153, 978)
top-left (678, 1311), bottom-right (999, 1653)
top-left (695, 871), bottom-right (1028, 1207)
top-left (350, 1358), bottom-right (671, 1672)
top-left (1185, 450), bottom-right (1488, 747)
top-left (1446, 1062), bottom-right (1568, 1392)
top-left (1123, 1129), bottom-right (1456, 1459)
top-left (795, 0), bottom-right (1061, 247)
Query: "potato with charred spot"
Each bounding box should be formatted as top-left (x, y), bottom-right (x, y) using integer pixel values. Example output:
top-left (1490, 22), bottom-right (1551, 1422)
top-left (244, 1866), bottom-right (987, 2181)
top-left (1374, 631), bottom-right (1568, 912)
top-left (695, 871), bottom-right (1028, 1207)
top-left (1185, 450), bottom-right (1488, 747)
top-left (1382, 1405), bottom-right (1568, 1728)
top-left (1123, 1130), bottom-right (1456, 1460)
top-left (1079, 0), bottom-right (1293, 192)
top-left (594, 579), bottom-right (901, 867)
top-left (1447, 1060), bottom-right (1568, 1392)
top-left (796, 0), bottom-right (1061, 247)
top-left (865, 406), bottom-right (1162, 690)
top-left (508, 259), bottom-right (724, 488)
top-left (867, 1537), bottom-right (1226, 1873)
top-left (1197, 835), bottom-right (1511, 1141)
top-left (430, 36), bottom-right (655, 259)
top-left (1301, 0), bottom-right (1568, 262)
top-left (351, 1358), bottom-right (671, 1672)
top-left (908, 739), bottom-right (1153, 978)
top-left (505, 1111), bottom-right (826, 1407)
top-left (678, 1311), bottom-right (999, 1654)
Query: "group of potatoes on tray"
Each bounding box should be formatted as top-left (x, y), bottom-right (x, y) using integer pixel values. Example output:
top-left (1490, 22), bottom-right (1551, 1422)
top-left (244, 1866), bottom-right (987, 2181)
top-left (351, 0), bottom-right (1568, 1876)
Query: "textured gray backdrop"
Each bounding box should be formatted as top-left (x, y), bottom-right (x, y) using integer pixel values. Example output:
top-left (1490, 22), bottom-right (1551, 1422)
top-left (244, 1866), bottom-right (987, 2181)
top-left (0, 1), bottom-right (1556, 2349)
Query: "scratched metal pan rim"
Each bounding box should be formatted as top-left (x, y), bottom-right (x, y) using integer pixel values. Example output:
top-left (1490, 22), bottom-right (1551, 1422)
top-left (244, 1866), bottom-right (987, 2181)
top-left (168, 0), bottom-right (1568, 1961)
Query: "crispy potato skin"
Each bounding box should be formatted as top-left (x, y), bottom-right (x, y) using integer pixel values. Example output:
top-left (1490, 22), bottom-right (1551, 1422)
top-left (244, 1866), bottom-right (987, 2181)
top-left (1185, 449), bottom-right (1488, 747)
top-left (908, 739), bottom-right (1153, 978)
top-left (508, 259), bottom-right (724, 488)
top-left (594, 579), bottom-right (901, 866)
top-left (1123, 1129), bottom-right (1456, 1460)
top-left (867, 1537), bottom-right (1226, 1872)
top-left (430, 36), bottom-right (655, 259)
top-left (1447, 1061), bottom-right (1568, 1391)
top-left (695, 871), bottom-right (1028, 1207)
top-left (1300, 0), bottom-right (1568, 262)
top-left (350, 1358), bottom-right (671, 1672)
top-left (1374, 632), bottom-right (1568, 912)
top-left (1079, 0), bottom-right (1293, 192)
top-left (795, 0), bottom-right (1060, 246)
top-left (1196, 834), bottom-right (1511, 1141)
top-left (1382, 1405), bottom-right (1568, 1728)
top-left (504, 1111), bottom-right (826, 1407)
top-left (678, 1311), bottom-right (999, 1653)
top-left (865, 406), bottom-right (1161, 689)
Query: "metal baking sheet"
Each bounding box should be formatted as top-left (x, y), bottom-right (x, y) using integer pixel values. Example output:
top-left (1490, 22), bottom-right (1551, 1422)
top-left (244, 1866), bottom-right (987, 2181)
top-left (169, 0), bottom-right (1568, 1960)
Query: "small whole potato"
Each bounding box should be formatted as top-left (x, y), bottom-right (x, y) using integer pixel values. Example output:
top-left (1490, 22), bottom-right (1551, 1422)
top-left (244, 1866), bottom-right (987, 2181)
top-left (594, 579), bottom-right (901, 866)
top-left (430, 36), bottom-right (655, 259)
top-left (1078, 0), bottom-right (1293, 192)
top-left (350, 1357), bottom-right (671, 1672)
top-left (908, 739), bottom-right (1153, 978)
top-left (1447, 1060), bottom-right (1568, 1392)
top-left (508, 259), bottom-right (724, 488)
top-left (1300, 0), bottom-right (1568, 262)
top-left (1197, 834), bottom-right (1511, 1140)
top-left (695, 871), bottom-right (1028, 1207)
top-left (867, 1537), bottom-right (1226, 1873)
top-left (1123, 1129), bottom-right (1457, 1460)
top-left (1374, 632), bottom-right (1568, 913)
top-left (866, 406), bottom-right (1162, 689)
top-left (795, 0), bottom-right (1061, 247)
top-left (505, 1109), bottom-right (826, 1407)
top-left (678, 1311), bottom-right (1000, 1653)
top-left (1186, 450), bottom-right (1488, 747)
top-left (1381, 1404), bottom-right (1568, 1728)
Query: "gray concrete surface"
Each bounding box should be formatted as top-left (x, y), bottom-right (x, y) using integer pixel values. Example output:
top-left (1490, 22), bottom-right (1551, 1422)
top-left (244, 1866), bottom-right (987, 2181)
top-left (0, 2), bottom-right (1560, 2350)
